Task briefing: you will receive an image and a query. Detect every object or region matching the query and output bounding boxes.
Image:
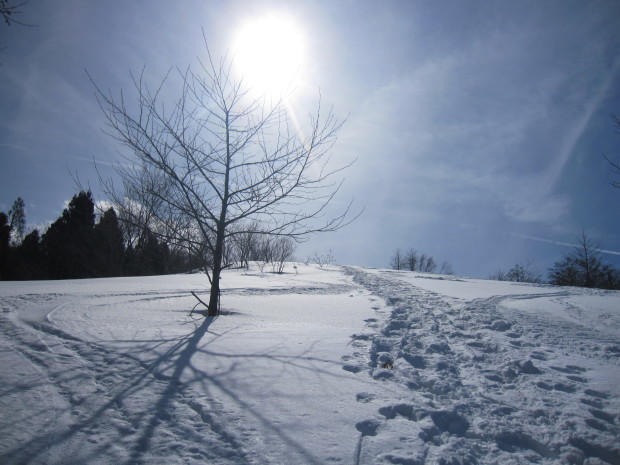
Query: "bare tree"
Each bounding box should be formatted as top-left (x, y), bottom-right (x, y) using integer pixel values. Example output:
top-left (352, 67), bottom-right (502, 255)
top-left (307, 250), bottom-right (335, 268)
top-left (390, 248), bottom-right (404, 270)
top-left (92, 43), bottom-right (358, 316)
top-left (604, 113), bottom-right (620, 189)
top-left (8, 196), bottom-right (25, 245)
top-left (1, 0), bottom-right (30, 27)
top-left (418, 254), bottom-right (428, 273)
top-left (270, 237), bottom-right (295, 274)
top-left (491, 260), bottom-right (542, 284)
top-left (549, 231), bottom-right (618, 289)
top-left (404, 248), bottom-right (418, 271)
top-left (439, 261), bottom-right (454, 275)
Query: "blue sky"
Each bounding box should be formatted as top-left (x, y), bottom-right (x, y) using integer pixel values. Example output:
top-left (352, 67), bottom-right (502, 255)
top-left (1, 0), bottom-right (619, 278)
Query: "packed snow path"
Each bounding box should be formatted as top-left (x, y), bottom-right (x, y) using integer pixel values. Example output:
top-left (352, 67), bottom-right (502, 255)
top-left (345, 267), bottom-right (620, 464)
top-left (0, 265), bottom-right (619, 464)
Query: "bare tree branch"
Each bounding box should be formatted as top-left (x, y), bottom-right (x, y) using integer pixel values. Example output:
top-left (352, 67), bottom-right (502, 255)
top-left (90, 43), bottom-right (360, 316)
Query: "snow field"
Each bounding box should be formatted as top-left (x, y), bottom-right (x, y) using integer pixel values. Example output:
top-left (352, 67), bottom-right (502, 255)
top-left (0, 264), bottom-right (619, 464)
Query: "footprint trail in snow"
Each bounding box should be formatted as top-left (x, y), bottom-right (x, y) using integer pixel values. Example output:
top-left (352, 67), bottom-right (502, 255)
top-left (344, 267), bottom-right (620, 465)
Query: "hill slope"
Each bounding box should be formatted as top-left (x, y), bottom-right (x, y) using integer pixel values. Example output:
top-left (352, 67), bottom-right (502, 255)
top-left (0, 264), bottom-right (619, 464)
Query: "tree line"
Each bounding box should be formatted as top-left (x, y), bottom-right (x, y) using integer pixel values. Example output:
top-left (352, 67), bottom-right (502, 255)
top-left (390, 248), bottom-right (454, 275)
top-left (490, 232), bottom-right (620, 290)
top-left (0, 191), bottom-right (299, 281)
top-left (0, 191), bottom-right (199, 280)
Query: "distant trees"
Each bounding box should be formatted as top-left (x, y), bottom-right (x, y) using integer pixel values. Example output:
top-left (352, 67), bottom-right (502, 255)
top-left (548, 231), bottom-right (620, 290)
top-left (0, 212), bottom-right (11, 279)
top-left (42, 191), bottom-right (98, 279)
top-left (489, 261), bottom-right (542, 284)
top-left (94, 208), bottom-right (124, 277)
top-left (0, 191), bottom-right (204, 281)
top-left (390, 248), bottom-right (404, 271)
top-left (390, 247), bottom-right (451, 275)
top-left (489, 232), bottom-right (620, 290)
top-left (306, 250), bottom-right (335, 268)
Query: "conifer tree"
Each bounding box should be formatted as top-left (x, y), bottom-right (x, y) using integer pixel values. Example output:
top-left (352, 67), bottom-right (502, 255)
top-left (42, 191), bottom-right (96, 279)
top-left (94, 208), bottom-right (124, 277)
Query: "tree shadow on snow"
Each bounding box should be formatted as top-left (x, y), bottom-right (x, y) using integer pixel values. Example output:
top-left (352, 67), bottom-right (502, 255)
top-left (1, 305), bottom-right (349, 465)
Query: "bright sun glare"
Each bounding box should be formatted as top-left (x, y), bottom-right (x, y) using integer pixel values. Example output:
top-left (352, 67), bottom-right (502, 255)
top-left (233, 14), bottom-right (305, 96)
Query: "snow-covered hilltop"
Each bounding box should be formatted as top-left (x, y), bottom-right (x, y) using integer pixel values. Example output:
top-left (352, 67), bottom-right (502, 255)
top-left (1, 264), bottom-right (618, 464)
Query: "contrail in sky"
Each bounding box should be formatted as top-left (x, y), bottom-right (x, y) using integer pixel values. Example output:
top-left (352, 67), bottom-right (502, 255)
top-left (509, 232), bottom-right (620, 257)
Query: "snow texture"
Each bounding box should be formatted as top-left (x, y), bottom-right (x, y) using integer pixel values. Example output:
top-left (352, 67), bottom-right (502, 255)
top-left (0, 264), bottom-right (619, 464)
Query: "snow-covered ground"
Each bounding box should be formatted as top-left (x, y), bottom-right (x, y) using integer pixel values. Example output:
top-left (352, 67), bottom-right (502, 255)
top-left (0, 264), bottom-right (618, 464)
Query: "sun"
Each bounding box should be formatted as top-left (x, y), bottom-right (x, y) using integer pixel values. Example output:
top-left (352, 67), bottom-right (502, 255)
top-left (232, 14), bottom-right (305, 96)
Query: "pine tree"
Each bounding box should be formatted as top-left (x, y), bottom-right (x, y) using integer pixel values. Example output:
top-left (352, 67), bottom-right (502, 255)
top-left (42, 191), bottom-right (97, 279)
top-left (94, 208), bottom-right (124, 277)
top-left (0, 212), bottom-right (11, 279)
top-left (13, 229), bottom-right (43, 279)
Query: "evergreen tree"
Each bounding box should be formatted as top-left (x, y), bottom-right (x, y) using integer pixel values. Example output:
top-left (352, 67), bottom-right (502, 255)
top-left (42, 191), bottom-right (97, 279)
top-left (13, 229), bottom-right (43, 279)
top-left (0, 212), bottom-right (11, 279)
top-left (124, 227), bottom-right (167, 276)
top-left (94, 208), bottom-right (124, 277)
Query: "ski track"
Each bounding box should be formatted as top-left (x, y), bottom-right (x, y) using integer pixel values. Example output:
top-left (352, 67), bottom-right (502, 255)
top-left (344, 267), bottom-right (620, 465)
top-left (0, 295), bottom-right (252, 465)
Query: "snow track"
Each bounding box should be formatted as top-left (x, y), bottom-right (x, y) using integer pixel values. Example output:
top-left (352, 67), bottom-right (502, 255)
top-left (0, 296), bottom-right (250, 465)
top-left (1, 266), bottom-right (619, 464)
top-left (345, 267), bottom-right (620, 465)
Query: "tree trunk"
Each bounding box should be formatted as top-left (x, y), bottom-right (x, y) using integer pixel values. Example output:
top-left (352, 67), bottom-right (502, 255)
top-left (207, 229), bottom-right (225, 316)
top-left (207, 267), bottom-right (220, 316)
top-left (206, 112), bottom-right (231, 317)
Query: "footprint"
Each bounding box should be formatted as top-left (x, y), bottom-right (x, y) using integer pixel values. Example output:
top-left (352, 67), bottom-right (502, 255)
top-left (356, 392), bottom-right (375, 403)
top-left (384, 454), bottom-right (421, 465)
top-left (430, 410), bottom-right (470, 436)
top-left (589, 409), bottom-right (616, 424)
top-left (566, 365), bottom-right (586, 372)
top-left (355, 419), bottom-right (380, 437)
top-left (425, 342), bottom-right (451, 354)
top-left (400, 352), bottom-right (426, 369)
top-left (536, 381), bottom-right (553, 391)
top-left (495, 431), bottom-right (551, 457)
top-left (581, 397), bottom-right (603, 409)
top-left (550, 365), bottom-right (586, 374)
top-left (530, 351), bottom-right (547, 361)
top-left (378, 404), bottom-right (426, 421)
top-left (343, 364), bottom-right (363, 373)
top-left (553, 382), bottom-right (576, 393)
top-left (584, 389), bottom-right (609, 399)
top-left (585, 418), bottom-right (608, 431)
top-left (518, 360), bottom-right (543, 374)
top-left (491, 406), bottom-right (516, 416)
top-left (490, 320), bottom-right (511, 331)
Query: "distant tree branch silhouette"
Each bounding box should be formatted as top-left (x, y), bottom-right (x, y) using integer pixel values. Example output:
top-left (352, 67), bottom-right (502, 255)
top-left (604, 113), bottom-right (620, 189)
top-left (548, 231), bottom-right (620, 290)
